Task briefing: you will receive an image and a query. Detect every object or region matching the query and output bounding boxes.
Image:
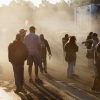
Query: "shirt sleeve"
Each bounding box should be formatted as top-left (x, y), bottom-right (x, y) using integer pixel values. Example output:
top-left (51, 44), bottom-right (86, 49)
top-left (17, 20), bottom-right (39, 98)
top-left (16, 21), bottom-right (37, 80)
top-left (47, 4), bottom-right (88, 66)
top-left (46, 40), bottom-right (51, 54)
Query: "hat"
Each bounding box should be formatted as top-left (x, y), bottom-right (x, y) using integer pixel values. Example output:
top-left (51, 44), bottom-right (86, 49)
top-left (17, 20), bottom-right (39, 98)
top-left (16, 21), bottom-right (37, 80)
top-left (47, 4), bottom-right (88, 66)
top-left (92, 33), bottom-right (98, 37)
top-left (19, 29), bottom-right (27, 35)
top-left (16, 34), bottom-right (21, 38)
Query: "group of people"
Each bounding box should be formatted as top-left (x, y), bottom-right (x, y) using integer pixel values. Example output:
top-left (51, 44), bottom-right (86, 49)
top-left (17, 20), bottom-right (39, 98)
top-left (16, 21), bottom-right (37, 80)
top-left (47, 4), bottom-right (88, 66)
top-left (8, 26), bottom-right (51, 93)
top-left (82, 32), bottom-right (100, 93)
top-left (8, 26), bottom-right (100, 94)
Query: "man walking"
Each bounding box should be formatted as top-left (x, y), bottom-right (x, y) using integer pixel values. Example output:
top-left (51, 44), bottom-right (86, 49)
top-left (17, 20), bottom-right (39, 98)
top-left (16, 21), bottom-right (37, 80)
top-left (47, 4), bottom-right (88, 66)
top-left (24, 26), bottom-right (42, 83)
top-left (39, 34), bottom-right (52, 73)
top-left (8, 34), bottom-right (28, 93)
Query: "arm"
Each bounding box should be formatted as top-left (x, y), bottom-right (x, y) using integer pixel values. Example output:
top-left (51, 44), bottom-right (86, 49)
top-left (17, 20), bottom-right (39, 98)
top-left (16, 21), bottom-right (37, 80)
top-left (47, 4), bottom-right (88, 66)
top-left (23, 44), bottom-right (29, 60)
top-left (8, 44), bottom-right (11, 62)
top-left (38, 43), bottom-right (41, 54)
top-left (46, 40), bottom-right (51, 55)
top-left (82, 39), bottom-right (93, 44)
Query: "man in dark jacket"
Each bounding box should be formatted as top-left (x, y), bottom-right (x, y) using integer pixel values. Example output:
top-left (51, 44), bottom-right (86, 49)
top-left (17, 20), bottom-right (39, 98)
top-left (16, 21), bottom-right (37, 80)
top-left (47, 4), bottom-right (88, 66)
top-left (8, 34), bottom-right (28, 93)
top-left (62, 34), bottom-right (69, 50)
top-left (40, 34), bottom-right (51, 73)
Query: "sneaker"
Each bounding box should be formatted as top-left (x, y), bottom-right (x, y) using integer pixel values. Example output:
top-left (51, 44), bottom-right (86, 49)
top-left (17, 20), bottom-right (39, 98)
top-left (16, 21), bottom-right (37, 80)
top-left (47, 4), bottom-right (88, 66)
top-left (35, 78), bottom-right (42, 83)
top-left (29, 79), bottom-right (33, 83)
top-left (95, 91), bottom-right (100, 93)
top-left (14, 89), bottom-right (22, 94)
top-left (44, 70), bottom-right (47, 73)
top-left (90, 89), bottom-right (95, 92)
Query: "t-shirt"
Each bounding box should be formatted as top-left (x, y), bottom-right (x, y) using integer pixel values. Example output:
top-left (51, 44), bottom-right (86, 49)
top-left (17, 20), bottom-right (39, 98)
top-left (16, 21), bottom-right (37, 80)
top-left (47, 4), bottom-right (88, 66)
top-left (91, 39), bottom-right (99, 50)
top-left (24, 32), bottom-right (41, 55)
top-left (94, 42), bottom-right (100, 64)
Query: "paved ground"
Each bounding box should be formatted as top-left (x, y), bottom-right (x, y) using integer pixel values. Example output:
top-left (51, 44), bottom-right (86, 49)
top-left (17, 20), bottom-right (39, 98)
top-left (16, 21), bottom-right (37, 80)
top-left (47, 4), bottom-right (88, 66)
top-left (0, 48), bottom-right (100, 100)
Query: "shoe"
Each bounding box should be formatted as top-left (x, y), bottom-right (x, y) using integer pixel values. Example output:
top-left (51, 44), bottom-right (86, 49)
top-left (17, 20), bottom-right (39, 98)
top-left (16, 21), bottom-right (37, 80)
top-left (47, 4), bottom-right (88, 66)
top-left (95, 91), bottom-right (100, 93)
top-left (14, 89), bottom-right (22, 94)
top-left (29, 79), bottom-right (33, 83)
top-left (90, 89), bottom-right (95, 92)
top-left (44, 70), bottom-right (47, 73)
top-left (35, 78), bottom-right (42, 83)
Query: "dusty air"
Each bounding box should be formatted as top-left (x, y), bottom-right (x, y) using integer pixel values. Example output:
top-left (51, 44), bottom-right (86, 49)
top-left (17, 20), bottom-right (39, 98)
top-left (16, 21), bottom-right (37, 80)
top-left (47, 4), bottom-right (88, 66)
top-left (0, 0), bottom-right (100, 100)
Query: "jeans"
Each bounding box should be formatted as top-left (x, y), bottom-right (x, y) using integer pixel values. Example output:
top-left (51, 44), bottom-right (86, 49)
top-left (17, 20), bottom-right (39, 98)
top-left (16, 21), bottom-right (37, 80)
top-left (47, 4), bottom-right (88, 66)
top-left (92, 58), bottom-right (97, 75)
top-left (13, 64), bottom-right (24, 89)
top-left (67, 61), bottom-right (75, 75)
top-left (39, 55), bottom-right (47, 70)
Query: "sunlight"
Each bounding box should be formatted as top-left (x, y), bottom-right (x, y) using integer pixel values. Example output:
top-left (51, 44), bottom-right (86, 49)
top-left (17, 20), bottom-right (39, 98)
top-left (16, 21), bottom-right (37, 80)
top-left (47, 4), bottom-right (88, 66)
top-left (0, 0), bottom-right (69, 7)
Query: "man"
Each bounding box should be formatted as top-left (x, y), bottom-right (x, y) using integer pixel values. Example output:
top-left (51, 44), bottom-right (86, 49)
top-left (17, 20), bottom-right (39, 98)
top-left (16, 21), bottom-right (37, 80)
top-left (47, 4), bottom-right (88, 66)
top-left (90, 42), bottom-right (100, 93)
top-left (39, 34), bottom-right (52, 73)
top-left (8, 34), bottom-right (28, 93)
top-left (82, 33), bottom-right (99, 77)
top-left (86, 32), bottom-right (93, 68)
top-left (24, 26), bottom-right (42, 83)
top-left (19, 29), bottom-right (27, 42)
top-left (62, 34), bottom-right (69, 50)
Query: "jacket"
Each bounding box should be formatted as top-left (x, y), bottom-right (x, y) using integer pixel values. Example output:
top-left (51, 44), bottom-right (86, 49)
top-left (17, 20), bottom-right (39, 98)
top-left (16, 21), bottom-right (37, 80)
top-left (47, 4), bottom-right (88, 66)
top-left (41, 39), bottom-right (51, 56)
top-left (64, 43), bottom-right (78, 62)
top-left (8, 40), bottom-right (28, 65)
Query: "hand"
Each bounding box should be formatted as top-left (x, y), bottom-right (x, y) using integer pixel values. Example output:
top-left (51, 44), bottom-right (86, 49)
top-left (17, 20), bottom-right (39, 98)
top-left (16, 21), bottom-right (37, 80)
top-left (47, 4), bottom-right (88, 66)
top-left (49, 54), bottom-right (52, 60)
top-left (82, 42), bottom-right (85, 44)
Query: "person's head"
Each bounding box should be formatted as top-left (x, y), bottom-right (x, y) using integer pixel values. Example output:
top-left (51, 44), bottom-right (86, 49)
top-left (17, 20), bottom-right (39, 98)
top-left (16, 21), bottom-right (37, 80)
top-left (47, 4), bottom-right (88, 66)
top-left (70, 36), bottom-right (76, 44)
top-left (92, 33), bottom-right (98, 40)
top-left (65, 34), bottom-right (68, 38)
top-left (40, 34), bottom-right (44, 40)
top-left (89, 32), bottom-right (93, 36)
top-left (29, 26), bottom-right (36, 33)
top-left (19, 29), bottom-right (27, 38)
top-left (16, 34), bottom-right (21, 41)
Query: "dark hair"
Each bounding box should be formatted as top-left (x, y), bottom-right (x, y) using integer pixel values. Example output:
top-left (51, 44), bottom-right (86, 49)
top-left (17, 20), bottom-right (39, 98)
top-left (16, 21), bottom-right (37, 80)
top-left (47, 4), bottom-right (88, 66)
top-left (29, 26), bottom-right (35, 32)
top-left (89, 32), bottom-right (93, 36)
top-left (65, 34), bottom-right (68, 38)
top-left (70, 36), bottom-right (75, 44)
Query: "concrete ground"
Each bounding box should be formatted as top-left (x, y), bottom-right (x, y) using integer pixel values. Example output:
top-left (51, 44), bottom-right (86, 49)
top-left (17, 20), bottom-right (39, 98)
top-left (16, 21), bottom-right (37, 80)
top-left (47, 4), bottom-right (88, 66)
top-left (0, 48), bottom-right (100, 100)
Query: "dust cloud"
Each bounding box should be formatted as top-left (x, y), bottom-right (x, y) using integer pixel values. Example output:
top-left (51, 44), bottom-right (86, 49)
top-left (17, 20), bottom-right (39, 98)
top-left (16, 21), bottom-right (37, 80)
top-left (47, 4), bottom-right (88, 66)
top-left (0, 0), bottom-right (100, 62)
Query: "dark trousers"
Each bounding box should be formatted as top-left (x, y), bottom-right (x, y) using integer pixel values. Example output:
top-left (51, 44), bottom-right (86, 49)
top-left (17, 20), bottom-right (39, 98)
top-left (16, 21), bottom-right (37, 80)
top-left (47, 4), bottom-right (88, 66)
top-left (13, 64), bottom-right (24, 89)
top-left (39, 55), bottom-right (47, 71)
